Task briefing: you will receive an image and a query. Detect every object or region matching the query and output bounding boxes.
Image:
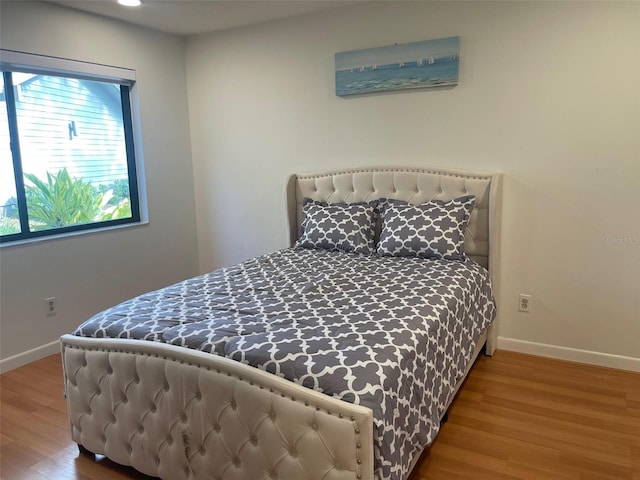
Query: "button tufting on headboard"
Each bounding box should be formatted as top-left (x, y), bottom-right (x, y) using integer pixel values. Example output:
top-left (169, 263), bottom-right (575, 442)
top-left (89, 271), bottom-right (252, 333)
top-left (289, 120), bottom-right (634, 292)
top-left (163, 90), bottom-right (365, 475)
top-left (288, 167), bottom-right (500, 269)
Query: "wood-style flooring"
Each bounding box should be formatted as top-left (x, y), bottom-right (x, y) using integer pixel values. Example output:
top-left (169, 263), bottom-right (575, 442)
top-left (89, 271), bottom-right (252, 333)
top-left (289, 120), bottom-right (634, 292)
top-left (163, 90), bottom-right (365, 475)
top-left (1, 350), bottom-right (638, 480)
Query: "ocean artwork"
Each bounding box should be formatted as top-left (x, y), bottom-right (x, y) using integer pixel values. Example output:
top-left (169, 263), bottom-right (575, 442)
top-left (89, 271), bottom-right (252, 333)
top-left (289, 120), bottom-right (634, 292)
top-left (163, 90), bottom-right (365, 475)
top-left (335, 37), bottom-right (460, 96)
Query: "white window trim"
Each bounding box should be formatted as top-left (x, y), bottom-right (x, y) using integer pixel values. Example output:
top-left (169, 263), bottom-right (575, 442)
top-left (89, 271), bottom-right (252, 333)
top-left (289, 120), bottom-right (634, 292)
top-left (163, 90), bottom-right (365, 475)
top-left (0, 49), bottom-right (135, 84)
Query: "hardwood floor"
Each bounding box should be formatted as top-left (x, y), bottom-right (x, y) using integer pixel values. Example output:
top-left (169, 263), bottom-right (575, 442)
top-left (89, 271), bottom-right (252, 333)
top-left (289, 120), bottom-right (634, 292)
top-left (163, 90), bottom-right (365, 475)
top-left (1, 350), bottom-right (638, 479)
top-left (409, 352), bottom-right (640, 480)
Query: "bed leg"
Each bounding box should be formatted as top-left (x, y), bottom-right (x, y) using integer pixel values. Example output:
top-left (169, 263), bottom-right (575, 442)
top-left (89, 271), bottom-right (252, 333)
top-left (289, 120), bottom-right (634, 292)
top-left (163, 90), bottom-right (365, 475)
top-left (441, 412), bottom-right (449, 425)
top-left (78, 444), bottom-right (95, 458)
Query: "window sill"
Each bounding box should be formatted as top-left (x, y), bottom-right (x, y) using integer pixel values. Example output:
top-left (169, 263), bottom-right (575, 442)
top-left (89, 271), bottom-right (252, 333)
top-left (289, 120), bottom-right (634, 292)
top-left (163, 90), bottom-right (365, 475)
top-left (0, 220), bottom-right (149, 249)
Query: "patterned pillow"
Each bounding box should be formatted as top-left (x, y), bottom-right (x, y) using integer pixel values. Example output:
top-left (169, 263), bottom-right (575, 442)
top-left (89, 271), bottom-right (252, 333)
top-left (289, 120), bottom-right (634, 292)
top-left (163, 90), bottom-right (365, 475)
top-left (377, 195), bottom-right (475, 261)
top-left (296, 202), bottom-right (376, 254)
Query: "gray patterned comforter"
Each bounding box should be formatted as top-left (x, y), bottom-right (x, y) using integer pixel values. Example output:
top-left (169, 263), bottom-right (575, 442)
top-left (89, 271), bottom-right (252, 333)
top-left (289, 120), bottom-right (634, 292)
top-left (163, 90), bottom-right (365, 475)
top-left (74, 247), bottom-right (496, 480)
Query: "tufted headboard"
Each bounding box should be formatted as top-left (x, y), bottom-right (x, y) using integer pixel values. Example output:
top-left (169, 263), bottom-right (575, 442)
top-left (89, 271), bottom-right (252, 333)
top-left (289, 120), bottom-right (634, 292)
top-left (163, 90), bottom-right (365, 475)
top-left (286, 167), bottom-right (502, 270)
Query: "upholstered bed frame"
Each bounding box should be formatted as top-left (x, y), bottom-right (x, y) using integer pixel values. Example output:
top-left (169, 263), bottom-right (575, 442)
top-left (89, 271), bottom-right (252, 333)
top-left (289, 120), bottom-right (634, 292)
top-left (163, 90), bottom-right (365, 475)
top-left (61, 167), bottom-right (501, 480)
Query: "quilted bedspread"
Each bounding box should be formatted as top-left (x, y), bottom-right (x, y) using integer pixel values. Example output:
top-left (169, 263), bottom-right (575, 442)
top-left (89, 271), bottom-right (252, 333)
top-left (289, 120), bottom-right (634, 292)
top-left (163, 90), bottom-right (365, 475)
top-left (74, 247), bottom-right (496, 480)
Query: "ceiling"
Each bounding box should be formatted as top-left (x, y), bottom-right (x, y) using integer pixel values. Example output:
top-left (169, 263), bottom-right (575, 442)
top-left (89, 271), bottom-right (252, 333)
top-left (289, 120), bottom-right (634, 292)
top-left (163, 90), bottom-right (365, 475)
top-left (48, 0), bottom-right (362, 36)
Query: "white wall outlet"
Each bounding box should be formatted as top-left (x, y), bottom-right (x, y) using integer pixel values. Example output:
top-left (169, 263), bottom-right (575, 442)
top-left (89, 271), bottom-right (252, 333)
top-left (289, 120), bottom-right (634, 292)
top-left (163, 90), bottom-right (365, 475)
top-left (518, 294), bottom-right (532, 313)
top-left (45, 297), bottom-right (57, 316)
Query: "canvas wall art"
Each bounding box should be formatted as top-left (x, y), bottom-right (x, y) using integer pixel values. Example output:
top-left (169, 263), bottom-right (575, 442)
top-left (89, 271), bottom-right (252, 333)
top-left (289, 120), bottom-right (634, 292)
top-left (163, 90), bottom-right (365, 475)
top-left (335, 36), bottom-right (460, 96)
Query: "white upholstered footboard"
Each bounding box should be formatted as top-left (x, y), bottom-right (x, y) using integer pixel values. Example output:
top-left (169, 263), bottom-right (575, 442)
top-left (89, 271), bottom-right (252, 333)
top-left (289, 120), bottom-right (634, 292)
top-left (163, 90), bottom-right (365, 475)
top-left (61, 335), bottom-right (374, 480)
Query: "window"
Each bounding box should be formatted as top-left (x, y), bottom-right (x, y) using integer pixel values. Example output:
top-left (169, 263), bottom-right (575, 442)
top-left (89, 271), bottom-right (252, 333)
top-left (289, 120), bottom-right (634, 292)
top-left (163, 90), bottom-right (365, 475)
top-left (0, 50), bottom-right (141, 243)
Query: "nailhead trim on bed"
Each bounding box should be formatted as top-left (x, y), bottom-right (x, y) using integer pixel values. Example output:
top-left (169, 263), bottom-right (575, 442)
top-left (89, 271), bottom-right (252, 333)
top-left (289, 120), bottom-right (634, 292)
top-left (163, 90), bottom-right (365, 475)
top-left (62, 339), bottom-right (373, 480)
top-left (290, 167), bottom-right (494, 268)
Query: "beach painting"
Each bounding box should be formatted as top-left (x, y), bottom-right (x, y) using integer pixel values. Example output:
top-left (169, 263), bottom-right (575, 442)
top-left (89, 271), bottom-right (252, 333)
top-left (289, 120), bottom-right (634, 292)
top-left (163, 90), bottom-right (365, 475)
top-left (335, 36), bottom-right (460, 96)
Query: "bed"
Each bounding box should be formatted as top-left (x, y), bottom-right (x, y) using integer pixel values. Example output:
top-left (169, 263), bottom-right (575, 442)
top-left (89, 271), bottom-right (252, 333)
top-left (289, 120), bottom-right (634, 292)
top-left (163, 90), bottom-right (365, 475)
top-left (60, 166), bottom-right (502, 480)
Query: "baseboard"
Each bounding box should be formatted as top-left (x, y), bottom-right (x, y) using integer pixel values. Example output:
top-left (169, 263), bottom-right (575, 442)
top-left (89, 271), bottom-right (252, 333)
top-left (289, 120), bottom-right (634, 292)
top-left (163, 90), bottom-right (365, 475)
top-left (0, 340), bottom-right (60, 374)
top-left (497, 337), bottom-right (640, 373)
top-left (4, 338), bottom-right (637, 374)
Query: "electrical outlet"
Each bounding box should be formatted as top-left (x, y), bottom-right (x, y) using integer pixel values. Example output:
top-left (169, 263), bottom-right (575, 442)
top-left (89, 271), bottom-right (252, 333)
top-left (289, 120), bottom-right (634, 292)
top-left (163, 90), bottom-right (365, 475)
top-left (518, 294), bottom-right (532, 313)
top-left (44, 297), bottom-right (57, 316)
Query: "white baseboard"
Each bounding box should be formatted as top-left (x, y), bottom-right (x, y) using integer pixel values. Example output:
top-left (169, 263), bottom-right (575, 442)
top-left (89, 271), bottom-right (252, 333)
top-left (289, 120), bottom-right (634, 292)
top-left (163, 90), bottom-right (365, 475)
top-left (497, 337), bottom-right (640, 373)
top-left (3, 338), bottom-right (637, 374)
top-left (0, 340), bottom-right (60, 374)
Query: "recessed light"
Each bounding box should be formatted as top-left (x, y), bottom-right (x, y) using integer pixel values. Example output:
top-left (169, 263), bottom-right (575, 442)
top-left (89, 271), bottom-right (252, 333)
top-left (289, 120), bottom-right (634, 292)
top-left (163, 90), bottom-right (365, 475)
top-left (118, 0), bottom-right (142, 7)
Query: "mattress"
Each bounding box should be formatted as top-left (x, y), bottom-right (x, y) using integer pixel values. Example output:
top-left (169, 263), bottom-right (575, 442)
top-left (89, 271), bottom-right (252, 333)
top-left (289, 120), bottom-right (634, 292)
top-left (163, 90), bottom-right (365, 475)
top-left (74, 246), bottom-right (496, 480)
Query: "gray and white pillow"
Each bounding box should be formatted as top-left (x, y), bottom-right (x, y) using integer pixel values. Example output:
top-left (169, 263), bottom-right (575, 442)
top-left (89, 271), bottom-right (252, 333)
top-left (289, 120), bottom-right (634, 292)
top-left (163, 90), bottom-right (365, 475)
top-left (296, 201), bottom-right (376, 254)
top-left (377, 195), bottom-right (475, 261)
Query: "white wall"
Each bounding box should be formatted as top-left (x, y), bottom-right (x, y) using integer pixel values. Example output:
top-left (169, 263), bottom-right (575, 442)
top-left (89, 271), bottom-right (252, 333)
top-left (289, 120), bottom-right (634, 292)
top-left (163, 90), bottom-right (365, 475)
top-left (186, 2), bottom-right (640, 366)
top-left (0, 1), bottom-right (199, 369)
top-left (1, 1), bottom-right (637, 371)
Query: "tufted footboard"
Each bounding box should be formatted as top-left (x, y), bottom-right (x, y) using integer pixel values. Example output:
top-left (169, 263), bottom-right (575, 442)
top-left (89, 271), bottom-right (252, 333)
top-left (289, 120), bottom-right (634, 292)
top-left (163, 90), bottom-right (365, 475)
top-left (61, 335), bottom-right (374, 480)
